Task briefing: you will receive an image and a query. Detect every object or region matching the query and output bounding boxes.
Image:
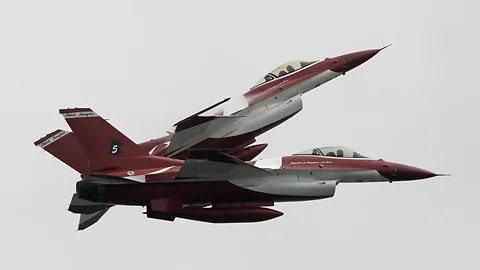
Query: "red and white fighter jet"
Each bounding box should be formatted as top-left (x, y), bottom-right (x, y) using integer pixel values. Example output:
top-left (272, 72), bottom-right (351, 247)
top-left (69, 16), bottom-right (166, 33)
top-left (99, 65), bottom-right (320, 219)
top-left (52, 46), bottom-right (387, 162)
top-left (34, 106), bottom-right (445, 230)
top-left (155, 46), bottom-right (391, 160)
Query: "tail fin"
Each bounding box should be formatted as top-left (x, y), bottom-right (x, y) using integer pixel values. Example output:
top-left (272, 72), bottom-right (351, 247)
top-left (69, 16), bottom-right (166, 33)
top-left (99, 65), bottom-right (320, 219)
top-left (58, 108), bottom-right (182, 172)
top-left (34, 129), bottom-right (92, 176)
top-left (59, 108), bottom-right (147, 159)
top-left (78, 208), bottom-right (111, 230)
top-left (67, 193), bottom-right (113, 230)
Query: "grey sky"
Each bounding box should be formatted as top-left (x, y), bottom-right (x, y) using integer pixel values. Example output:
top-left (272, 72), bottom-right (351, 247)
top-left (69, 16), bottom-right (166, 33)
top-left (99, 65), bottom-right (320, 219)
top-left (1, 0), bottom-right (478, 269)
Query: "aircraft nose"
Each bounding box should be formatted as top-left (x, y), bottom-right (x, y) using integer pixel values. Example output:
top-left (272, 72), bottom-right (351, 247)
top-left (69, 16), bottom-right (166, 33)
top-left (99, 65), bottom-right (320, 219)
top-left (332, 45), bottom-right (390, 74)
top-left (387, 163), bottom-right (438, 181)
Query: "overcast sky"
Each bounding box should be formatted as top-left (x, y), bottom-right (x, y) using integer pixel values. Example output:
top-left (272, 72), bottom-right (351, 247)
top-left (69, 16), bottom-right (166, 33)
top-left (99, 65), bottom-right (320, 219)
top-left (1, 1), bottom-right (479, 269)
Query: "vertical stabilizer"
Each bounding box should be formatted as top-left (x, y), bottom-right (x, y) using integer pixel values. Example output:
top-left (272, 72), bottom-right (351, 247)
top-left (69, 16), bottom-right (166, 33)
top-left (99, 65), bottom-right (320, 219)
top-left (34, 129), bottom-right (92, 176)
top-left (78, 208), bottom-right (111, 231)
top-left (58, 108), bottom-right (183, 172)
top-left (58, 108), bottom-right (147, 160)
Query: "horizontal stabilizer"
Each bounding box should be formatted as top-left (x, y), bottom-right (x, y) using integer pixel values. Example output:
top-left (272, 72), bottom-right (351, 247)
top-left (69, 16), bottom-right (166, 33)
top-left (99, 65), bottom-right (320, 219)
top-left (175, 150), bottom-right (271, 180)
top-left (78, 208), bottom-right (111, 231)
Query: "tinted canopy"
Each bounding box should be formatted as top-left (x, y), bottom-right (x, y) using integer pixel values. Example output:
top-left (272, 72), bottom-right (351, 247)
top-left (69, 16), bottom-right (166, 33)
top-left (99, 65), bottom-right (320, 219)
top-left (251, 60), bottom-right (317, 89)
top-left (293, 146), bottom-right (370, 159)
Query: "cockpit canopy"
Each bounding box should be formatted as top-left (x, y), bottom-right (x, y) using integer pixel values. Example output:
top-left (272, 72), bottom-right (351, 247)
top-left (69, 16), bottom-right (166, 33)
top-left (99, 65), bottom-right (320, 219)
top-left (251, 60), bottom-right (317, 89)
top-left (293, 146), bottom-right (370, 159)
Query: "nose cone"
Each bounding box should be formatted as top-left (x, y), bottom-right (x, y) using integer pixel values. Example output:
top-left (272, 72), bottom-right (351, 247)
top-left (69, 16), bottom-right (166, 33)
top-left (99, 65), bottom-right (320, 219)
top-left (381, 163), bottom-right (438, 182)
top-left (331, 45), bottom-right (390, 74)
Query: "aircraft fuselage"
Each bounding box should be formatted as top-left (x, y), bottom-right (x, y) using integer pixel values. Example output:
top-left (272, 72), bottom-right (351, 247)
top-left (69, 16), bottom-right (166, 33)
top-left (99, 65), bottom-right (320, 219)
top-left (140, 48), bottom-right (387, 160)
top-left (75, 154), bottom-right (438, 208)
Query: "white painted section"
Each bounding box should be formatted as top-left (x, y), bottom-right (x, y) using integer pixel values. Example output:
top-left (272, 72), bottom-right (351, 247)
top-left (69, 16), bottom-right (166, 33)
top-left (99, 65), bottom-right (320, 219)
top-left (230, 175), bottom-right (337, 198)
top-left (123, 166), bottom-right (175, 183)
top-left (278, 69), bottom-right (342, 98)
top-left (249, 179), bottom-right (337, 197)
top-left (311, 70), bottom-right (342, 87)
top-left (253, 157), bottom-right (282, 169)
top-left (124, 175), bottom-right (146, 182)
top-left (211, 69), bottom-right (341, 139)
top-left (61, 110), bottom-right (98, 118)
top-left (148, 145), bottom-right (158, 155)
top-left (336, 170), bottom-right (390, 183)
top-left (216, 94), bottom-right (303, 137)
top-left (220, 95), bottom-right (249, 115)
top-left (148, 166), bottom-right (175, 175)
top-left (37, 130), bottom-right (69, 148)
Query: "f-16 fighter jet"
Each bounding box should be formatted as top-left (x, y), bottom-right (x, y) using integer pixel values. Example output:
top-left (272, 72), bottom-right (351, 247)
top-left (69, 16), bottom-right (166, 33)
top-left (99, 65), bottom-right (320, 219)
top-left (68, 46), bottom-right (386, 162)
top-left (155, 46), bottom-right (390, 159)
top-left (34, 107), bottom-right (445, 230)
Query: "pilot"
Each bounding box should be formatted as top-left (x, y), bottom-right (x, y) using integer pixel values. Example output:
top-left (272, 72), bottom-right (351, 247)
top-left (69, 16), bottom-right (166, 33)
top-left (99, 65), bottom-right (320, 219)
top-left (286, 65), bottom-right (295, 72)
top-left (312, 148), bottom-right (322, 155)
top-left (336, 149), bottom-right (344, 157)
top-left (325, 151), bottom-right (336, 157)
top-left (264, 74), bottom-right (275, 82)
top-left (300, 61), bottom-right (309, 67)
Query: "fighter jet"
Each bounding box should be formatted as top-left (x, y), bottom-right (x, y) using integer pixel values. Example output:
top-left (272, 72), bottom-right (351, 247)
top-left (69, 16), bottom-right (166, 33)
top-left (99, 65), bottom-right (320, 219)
top-left (34, 107), bottom-right (445, 230)
top-left (128, 46), bottom-right (391, 161)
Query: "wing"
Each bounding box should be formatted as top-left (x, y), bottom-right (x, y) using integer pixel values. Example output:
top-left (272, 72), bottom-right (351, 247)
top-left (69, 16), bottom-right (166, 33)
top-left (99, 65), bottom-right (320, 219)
top-left (164, 98), bottom-right (245, 158)
top-left (172, 97), bottom-right (231, 130)
top-left (174, 150), bottom-right (271, 180)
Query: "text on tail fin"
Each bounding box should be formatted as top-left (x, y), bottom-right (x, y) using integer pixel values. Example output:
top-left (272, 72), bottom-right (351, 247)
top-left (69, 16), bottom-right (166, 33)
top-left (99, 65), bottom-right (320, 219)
top-left (59, 108), bottom-right (148, 162)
